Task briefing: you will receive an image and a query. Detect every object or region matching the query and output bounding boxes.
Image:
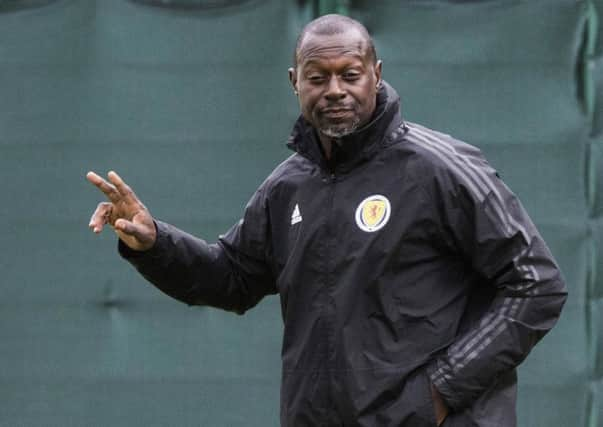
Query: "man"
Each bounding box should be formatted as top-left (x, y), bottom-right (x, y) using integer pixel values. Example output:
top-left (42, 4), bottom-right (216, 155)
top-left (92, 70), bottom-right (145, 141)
top-left (87, 14), bottom-right (567, 427)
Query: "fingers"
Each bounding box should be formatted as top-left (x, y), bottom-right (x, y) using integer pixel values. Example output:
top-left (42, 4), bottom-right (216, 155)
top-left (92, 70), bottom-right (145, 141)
top-left (89, 202), bottom-right (113, 234)
top-left (107, 171), bottom-right (138, 202)
top-left (86, 171), bottom-right (121, 203)
top-left (86, 171), bottom-right (153, 248)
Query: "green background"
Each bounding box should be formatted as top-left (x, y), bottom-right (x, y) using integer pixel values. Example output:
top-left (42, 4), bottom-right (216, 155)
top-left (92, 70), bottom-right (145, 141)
top-left (0, 0), bottom-right (600, 425)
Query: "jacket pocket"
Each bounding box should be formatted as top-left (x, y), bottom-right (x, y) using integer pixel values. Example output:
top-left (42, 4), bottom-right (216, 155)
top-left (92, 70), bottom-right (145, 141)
top-left (374, 366), bottom-right (438, 426)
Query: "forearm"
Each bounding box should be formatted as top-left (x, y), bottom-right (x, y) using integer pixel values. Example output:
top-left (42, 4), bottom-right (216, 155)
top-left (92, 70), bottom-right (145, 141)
top-left (420, 136), bottom-right (569, 410)
top-left (429, 263), bottom-right (567, 409)
top-left (119, 220), bottom-right (273, 314)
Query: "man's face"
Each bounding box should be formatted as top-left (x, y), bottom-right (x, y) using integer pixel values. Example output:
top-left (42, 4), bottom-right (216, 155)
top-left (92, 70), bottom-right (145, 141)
top-left (289, 30), bottom-right (382, 139)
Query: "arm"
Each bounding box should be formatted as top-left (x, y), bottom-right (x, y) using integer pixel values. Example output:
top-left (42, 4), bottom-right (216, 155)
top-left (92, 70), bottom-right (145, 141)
top-left (87, 171), bottom-right (276, 315)
top-left (426, 154), bottom-right (567, 411)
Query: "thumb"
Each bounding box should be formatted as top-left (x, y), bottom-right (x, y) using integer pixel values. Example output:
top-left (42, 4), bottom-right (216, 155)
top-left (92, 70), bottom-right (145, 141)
top-left (114, 218), bottom-right (155, 246)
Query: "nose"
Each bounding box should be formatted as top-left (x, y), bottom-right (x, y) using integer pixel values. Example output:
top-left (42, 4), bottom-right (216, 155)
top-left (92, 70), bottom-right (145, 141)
top-left (324, 76), bottom-right (346, 102)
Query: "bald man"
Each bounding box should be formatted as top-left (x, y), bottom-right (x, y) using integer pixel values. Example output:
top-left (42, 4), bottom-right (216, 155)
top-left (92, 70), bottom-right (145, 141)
top-left (88, 14), bottom-right (566, 427)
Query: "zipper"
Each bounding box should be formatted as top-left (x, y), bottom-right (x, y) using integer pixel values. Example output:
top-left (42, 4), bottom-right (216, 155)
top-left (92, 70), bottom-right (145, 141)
top-left (324, 171), bottom-right (338, 423)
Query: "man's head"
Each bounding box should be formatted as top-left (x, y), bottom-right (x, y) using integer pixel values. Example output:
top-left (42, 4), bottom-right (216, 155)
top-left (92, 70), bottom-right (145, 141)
top-left (289, 14), bottom-right (382, 139)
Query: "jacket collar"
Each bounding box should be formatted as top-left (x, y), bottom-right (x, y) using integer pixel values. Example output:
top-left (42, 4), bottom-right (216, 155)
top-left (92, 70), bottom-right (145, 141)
top-left (286, 81), bottom-right (403, 173)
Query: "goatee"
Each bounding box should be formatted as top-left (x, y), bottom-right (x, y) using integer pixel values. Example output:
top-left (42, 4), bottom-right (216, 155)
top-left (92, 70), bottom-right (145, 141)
top-left (319, 119), bottom-right (361, 139)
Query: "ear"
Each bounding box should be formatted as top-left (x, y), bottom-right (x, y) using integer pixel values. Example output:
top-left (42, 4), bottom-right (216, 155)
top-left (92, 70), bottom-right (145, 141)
top-left (288, 67), bottom-right (299, 95)
top-left (374, 60), bottom-right (383, 87)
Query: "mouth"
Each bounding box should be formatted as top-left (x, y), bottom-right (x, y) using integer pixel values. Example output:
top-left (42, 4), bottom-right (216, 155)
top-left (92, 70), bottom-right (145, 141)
top-left (321, 108), bottom-right (354, 119)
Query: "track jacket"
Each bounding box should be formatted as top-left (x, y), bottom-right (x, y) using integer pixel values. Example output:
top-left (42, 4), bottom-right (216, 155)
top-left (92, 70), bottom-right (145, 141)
top-left (120, 82), bottom-right (567, 427)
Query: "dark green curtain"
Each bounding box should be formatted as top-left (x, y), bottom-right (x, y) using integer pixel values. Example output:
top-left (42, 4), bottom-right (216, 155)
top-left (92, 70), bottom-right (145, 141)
top-left (1, 0), bottom-right (600, 425)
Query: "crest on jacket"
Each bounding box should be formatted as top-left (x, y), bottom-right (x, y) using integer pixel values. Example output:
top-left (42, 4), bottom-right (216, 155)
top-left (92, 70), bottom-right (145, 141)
top-left (355, 194), bottom-right (391, 232)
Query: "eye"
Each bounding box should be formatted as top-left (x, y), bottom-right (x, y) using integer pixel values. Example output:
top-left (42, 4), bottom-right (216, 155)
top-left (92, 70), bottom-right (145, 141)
top-left (342, 72), bottom-right (360, 81)
top-left (307, 74), bottom-right (326, 84)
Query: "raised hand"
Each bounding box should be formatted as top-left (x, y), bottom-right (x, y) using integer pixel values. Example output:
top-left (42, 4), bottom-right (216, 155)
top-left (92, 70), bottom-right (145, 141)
top-left (86, 171), bottom-right (157, 251)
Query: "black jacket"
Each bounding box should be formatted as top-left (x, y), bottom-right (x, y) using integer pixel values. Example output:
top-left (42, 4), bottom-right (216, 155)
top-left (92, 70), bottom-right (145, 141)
top-left (120, 82), bottom-right (567, 426)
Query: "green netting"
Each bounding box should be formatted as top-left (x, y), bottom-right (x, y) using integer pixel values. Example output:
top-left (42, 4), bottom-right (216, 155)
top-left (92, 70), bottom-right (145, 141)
top-left (90, 0), bottom-right (299, 144)
top-left (591, 379), bottom-right (603, 427)
top-left (519, 292), bottom-right (588, 385)
top-left (588, 218), bottom-right (601, 305)
top-left (349, 0), bottom-right (590, 145)
top-left (0, 294), bottom-right (281, 380)
top-left (0, 141), bottom-right (281, 231)
top-left (0, 1), bottom-right (94, 64)
top-left (590, 137), bottom-right (603, 216)
top-left (537, 223), bottom-right (590, 306)
top-left (394, 64), bottom-right (588, 146)
top-left (517, 382), bottom-right (591, 427)
top-left (353, 0), bottom-right (587, 63)
top-left (317, 0), bottom-right (349, 15)
top-left (594, 0), bottom-right (603, 54)
top-left (1, 0), bottom-right (300, 145)
top-left (591, 214), bottom-right (603, 390)
top-left (593, 221), bottom-right (603, 379)
top-left (0, 1), bottom-right (94, 145)
top-left (586, 0), bottom-right (601, 135)
top-left (593, 55), bottom-right (603, 136)
top-left (96, 0), bottom-right (293, 65)
top-left (4, 378), bottom-right (280, 427)
top-left (479, 141), bottom-right (588, 223)
top-left (517, 222), bottom-right (589, 390)
top-left (0, 1), bottom-right (298, 426)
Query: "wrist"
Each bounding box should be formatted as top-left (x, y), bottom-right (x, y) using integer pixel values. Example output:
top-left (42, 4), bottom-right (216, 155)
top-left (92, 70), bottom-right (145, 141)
top-left (431, 383), bottom-right (449, 426)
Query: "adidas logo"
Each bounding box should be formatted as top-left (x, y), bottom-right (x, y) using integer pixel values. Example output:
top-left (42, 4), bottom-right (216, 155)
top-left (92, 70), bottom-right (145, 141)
top-left (291, 203), bottom-right (302, 225)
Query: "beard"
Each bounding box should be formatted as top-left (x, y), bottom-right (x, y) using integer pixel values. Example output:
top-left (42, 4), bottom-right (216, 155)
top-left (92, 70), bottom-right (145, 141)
top-left (316, 116), bottom-right (361, 139)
